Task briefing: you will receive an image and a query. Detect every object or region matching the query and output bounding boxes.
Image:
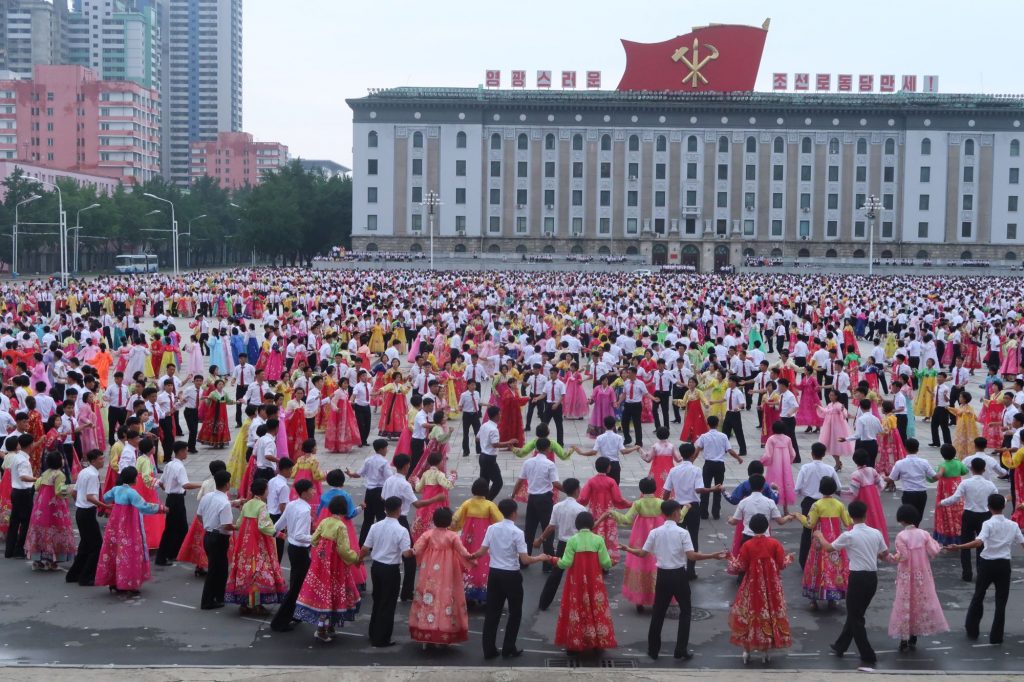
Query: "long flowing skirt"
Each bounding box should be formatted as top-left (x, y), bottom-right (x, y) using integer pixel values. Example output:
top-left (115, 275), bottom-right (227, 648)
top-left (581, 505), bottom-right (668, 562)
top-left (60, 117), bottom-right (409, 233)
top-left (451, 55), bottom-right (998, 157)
top-left (176, 515), bottom-right (208, 569)
top-left (801, 516), bottom-right (848, 602)
top-left (819, 410), bottom-right (854, 457)
top-left (95, 503), bottom-right (151, 591)
top-left (409, 544), bottom-right (470, 644)
top-left (293, 540), bottom-right (361, 628)
top-left (729, 557), bottom-right (794, 652)
top-left (554, 551), bottom-right (617, 650)
top-left (888, 548), bottom-right (949, 639)
top-left (197, 404), bottom-right (231, 447)
top-left (378, 393), bottom-right (407, 439)
top-left (647, 455), bottom-right (675, 497)
top-left (325, 403), bottom-right (361, 453)
top-left (562, 381), bottom-right (589, 419)
top-left (876, 431), bottom-right (906, 477)
top-left (224, 517), bottom-right (287, 606)
top-left (0, 469), bottom-right (11, 538)
top-left (621, 515), bottom-right (663, 606)
top-left (133, 478), bottom-right (164, 550)
top-left (854, 485), bottom-right (889, 546)
top-left (411, 483), bottom-right (449, 542)
top-left (680, 401), bottom-right (708, 442)
top-left (460, 516), bottom-right (491, 601)
top-left (932, 476), bottom-right (963, 545)
top-left (24, 484), bottom-right (76, 562)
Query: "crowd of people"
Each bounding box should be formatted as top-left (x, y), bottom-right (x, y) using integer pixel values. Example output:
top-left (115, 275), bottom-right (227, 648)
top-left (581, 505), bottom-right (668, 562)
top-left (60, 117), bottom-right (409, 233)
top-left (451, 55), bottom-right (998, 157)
top-left (0, 268), bottom-right (1022, 665)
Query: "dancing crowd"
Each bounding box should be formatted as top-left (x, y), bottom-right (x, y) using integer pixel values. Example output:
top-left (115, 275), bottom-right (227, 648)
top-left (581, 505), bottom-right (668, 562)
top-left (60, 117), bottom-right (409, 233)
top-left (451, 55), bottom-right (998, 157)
top-left (1, 268), bottom-right (1024, 665)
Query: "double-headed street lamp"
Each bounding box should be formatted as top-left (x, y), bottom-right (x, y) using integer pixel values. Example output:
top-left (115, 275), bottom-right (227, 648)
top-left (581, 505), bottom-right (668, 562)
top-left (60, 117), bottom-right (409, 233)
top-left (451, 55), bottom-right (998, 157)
top-left (70, 202), bottom-right (100, 273)
top-left (420, 190), bottom-right (441, 270)
top-left (860, 194), bottom-right (883, 277)
top-left (12, 194), bottom-right (40, 277)
top-left (143, 192), bottom-right (178, 275)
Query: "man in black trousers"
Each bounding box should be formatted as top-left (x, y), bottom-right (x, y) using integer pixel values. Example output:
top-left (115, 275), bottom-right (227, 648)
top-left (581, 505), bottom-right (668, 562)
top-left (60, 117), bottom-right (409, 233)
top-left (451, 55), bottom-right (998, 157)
top-left (197, 470), bottom-right (234, 610)
top-left (104, 372), bottom-right (129, 446)
top-left (66, 449), bottom-right (107, 585)
top-left (721, 376), bottom-right (748, 458)
top-left (930, 372), bottom-right (952, 446)
top-left (360, 496), bottom-right (412, 647)
top-left (155, 442), bottom-right (201, 566)
top-left (4, 434), bottom-right (33, 559)
top-left (270, 478), bottom-right (316, 632)
top-left (939, 456), bottom-right (997, 582)
top-left (650, 359), bottom-right (672, 431)
top-left (663, 442), bottom-right (723, 579)
top-left (459, 379), bottom-right (482, 457)
top-left (351, 370), bottom-right (373, 446)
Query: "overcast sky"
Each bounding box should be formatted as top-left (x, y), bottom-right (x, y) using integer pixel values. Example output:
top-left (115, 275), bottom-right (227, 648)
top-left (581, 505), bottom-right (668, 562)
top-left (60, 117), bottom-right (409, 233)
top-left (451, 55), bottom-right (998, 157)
top-left (243, 0), bottom-right (1024, 167)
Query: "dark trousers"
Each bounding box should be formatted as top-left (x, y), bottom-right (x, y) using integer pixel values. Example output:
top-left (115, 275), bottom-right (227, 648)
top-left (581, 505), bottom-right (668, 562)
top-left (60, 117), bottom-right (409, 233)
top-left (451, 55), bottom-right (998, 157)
top-left (305, 417), bottom-right (316, 444)
top-left (201, 532), bottom-right (230, 608)
top-left (482, 568), bottom-right (524, 657)
top-left (4, 487), bottom-right (32, 557)
top-left (184, 407), bottom-right (199, 451)
top-left (235, 386), bottom-right (247, 426)
top-left (397, 515), bottom-right (416, 600)
top-left (648, 567), bottom-right (692, 658)
top-left (621, 402), bottom-right (643, 446)
top-left (966, 557), bottom-right (1011, 643)
top-left (608, 460), bottom-right (621, 485)
top-left (255, 466), bottom-right (275, 483)
top-left (524, 493), bottom-right (554, 557)
top-left (722, 410), bottom-right (747, 456)
top-left (855, 440), bottom-right (879, 468)
top-left (538, 540), bottom-right (567, 610)
top-left (410, 438), bottom-right (425, 475)
top-left (672, 385), bottom-right (685, 422)
top-left (479, 454), bottom-right (503, 500)
top-left (960, 510), bottom-right (990, 579)
top-left (107, 406), bottom-right (127, 446)
top-left (270, 544), bottom-right (311, 629)
top-left (358, 487), bottom-right (384, 546)
top-left (156, 493), bottom-right (187, 564)
top-left (269, 513), bottom-right (284, 561)
top-left (901, 490), bottom-right (928, 526)
top-left (798, 495), bottom-right (816, 568)
top-left (680, 510), bottom-right (700, 577)
top-left (833, 570), bottom-right (878, 662)
top-left (700, 460), bottom-right (725, 519)
top-left (369, 561), bottom-right (401, 646)
top-left (895, 414), bottom-right (909, 444)
top-left (159, 416), bottom-right (175, 462)
top-left (66, 506), bottom-right (101, 585)
top-left (542, 402), bottom-right (564, 446)
top-left (781, 416), bottom-right (800, 461)
top-left (931, 407), bottom-right (952, 445)
top-left (461, 412), bottom-right (481, 456)
top-left (524, 396), bottom-right (544, 430)
top-left (653, 390), bottom-right (670, 430)
top-left (353, 404), bottom-right (371, 445)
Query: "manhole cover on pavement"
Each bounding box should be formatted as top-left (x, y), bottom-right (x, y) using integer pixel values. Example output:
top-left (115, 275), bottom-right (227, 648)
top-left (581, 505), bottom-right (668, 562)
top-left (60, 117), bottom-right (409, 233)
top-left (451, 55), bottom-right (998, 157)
top-left (546, 658), bottom-right (638, 669)
top-left (691, 607), bottom-right (712, 621)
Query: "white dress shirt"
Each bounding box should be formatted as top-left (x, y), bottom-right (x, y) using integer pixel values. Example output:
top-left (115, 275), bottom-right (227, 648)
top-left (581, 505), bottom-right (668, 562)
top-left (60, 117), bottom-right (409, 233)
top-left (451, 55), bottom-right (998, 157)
top-left (733, 491), bottom-right (782, 535)
top-left (853, 413), bottom-right (884, 440)
top-left (794, 460), bottom-right (841, 499)
top-left (888, 455), bottom-right (937, 492)
top-left (254, 433), bottom-right (278, 471)
top-left (458, 390), bottom-right (481, 413)
top-left (695, 430), bottom-right (731, 462)
top-left (482, 520), bottom-right (527, 570)
top-left (519, 454), bottom-right (559, 495)
top-left (941, 475), bottom-right (999, 513)
top-left (363, 516), bottom-right (411, 564)
top-left (357, 453), bottom-right (392, 489)
top-left (180, 384), bottom-right (200, 410)
top-left (159, 458), bottom-right (189, 495)
top-left (594, 431), bottom-right (625, 462)
top-left (550, 497), bottom-right (586, 542)
top-left (351, 381), bottom-right (372, 406)
top-left (382, 472), bottom-right (417, 516)
top-left (961, 453), bottom-right (1008, 481)
top-left (477, 421), bottom-right (500, 456)
top-left (545, 379), bottom-right (566, 404)
top-left (641, 521), bottom-right (694, 569)
top-left (525, 373), bottom-right (547, 396)
top-left (75, 464), bottom-right (101, 509)
top-left (621, 379), bottom-right (647, 403)
top-left (977, 514), bottom-right (1024, 560)
top-left (780, 390), bottom-right (799, 417)
top-left (304, 386), bottom-right (321, 418)
top-left (725, 387), bottom-right (745, 412)
top-left (831, 523), bottom-right (888, 571)
top-left (274, 498), bottom-right (313, 547)
top-left (663, 461), bottom-right (702, 503)
top-left (119, 443), bottom-right (137, 472)
top-left (196, 490), bottom-right (233, 533)
top-left (104, 383), bottom-right (130, 409)
top-left (267, 474), bottom-right (291, 515)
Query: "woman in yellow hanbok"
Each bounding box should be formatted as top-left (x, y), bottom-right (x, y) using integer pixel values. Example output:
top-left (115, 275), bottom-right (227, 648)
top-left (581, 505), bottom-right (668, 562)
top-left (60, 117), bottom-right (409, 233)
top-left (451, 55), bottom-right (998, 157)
top-left (913, 360), bottom-right (938, 418)
top-left (368, 323), bottom-right (385, 355)
top-left (390, 321), bottom-right (407, 355)
top-left (703, 368), bottom-right (728, 428)
top-left (949, 391), bottom-right (980, 459)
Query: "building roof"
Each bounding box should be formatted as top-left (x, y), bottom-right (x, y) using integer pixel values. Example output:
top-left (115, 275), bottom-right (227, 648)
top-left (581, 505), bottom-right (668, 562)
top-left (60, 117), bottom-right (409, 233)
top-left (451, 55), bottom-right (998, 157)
top-left (298, 158), bottom-right (350, 174)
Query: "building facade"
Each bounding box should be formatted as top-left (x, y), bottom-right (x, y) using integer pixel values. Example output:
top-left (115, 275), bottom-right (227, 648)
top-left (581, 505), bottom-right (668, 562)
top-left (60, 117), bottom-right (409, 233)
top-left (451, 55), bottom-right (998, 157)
top-left (347, 88), bottom-right (1024, 268)
top-left (189, 131), bottom-right (287, 189)
top-left (0, 0), bottom-right (70, 75)
top-left (0, 64), bottom-right (160, 183)
top-left (166, 0), bottom-right (242, 186)
top-left (0, 158), bottom-right (119, 200)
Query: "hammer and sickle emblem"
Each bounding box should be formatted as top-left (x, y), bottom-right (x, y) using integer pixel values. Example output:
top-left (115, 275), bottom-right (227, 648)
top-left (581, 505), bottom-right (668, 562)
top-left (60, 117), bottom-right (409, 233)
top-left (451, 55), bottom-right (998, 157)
top-left (671, 39), bottom-right (719, 87)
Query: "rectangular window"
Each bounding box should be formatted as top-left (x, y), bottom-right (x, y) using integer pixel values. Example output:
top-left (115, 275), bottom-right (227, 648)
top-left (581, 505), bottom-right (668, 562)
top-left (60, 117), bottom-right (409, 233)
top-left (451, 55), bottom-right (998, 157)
top-left (455, 188), bottom-right (466, 204)
top-left (743, 219), bottom-right (755, 236)
top-left (1011, 168), bottom-right (1020, 185)
top-left (881, 221), bottom-right (893, 238)
top-left (1011, 196), bottom-right (1020, 212)
top-left (855, 193), bottom-right (866, 210)
top-left (920, 166), bottom-right (930, 183)
top-left (826, 220), bottom-right (838, 237)
top-left (599, 217), bottom-right (610, 234)
top-left (572, 217), bottom-right (583, 235)
top-left (626, 218), bottom-right (638, 234)
top-left (772, 192), bottom-right (783, 209)
top-left (883, 193), bottom-right (894, 210)
top-left (717, 164), bottom-right (728, 180)
top-left (799, 220), bottom-right (810, 237)
top-left (827, 193), bottom-right (839, 209)
top-left (489, 188), bottom-right (500, 205)
top-left (411, 186), bottom-right (422, 203)
top-left (517, 161), bottom-right (528, 178)
top-left (572, 190), bottom-right (583, 206)
top-left (854, 220), bottom-right (865, 238)
top-left (544, 189), bottom-right (555, 206)
top-left (516, 217), bottom-right (527, 234)
top-left (771, 219), bottom-right (783, 236)
top-left (918, 221), bottom-right (928, 238)
top-left (367, 159), bottom-right (378, 175)
top-left (455, 159), bottom-right (466, 176)
top-left (963, 194), bottom-right (974, 210)
top-left (655, 191), bottom-right (666, 207)
top-left (455, 216), bottom-right (466, 232)
top-left (964, 166), bottom-right (974, 183)
top-left (800, 193), bottom-right (811, 209)
top-left (772, 164), bottom-right (783, 181)
top-left (745, 164), bottom-right (756, 181)
top-left (600, 190), bottom-right (611, 207)
top-left (516, 189), bottom-right (528, 206)
top-left (490, 160), bottom-right (500, 177)
top-left (366, 215), bottom-right (378, 231)
top-left (744, 192), bottom-right (755, 209)
top-left (687, 162), bottom-right (697, 180)
top-left (883, 166), bottom-right (894, 183)
top-left (367, 187), bottom-right (377, 203)
top-left (572, 162), bottom-right (583, 178)
top-left (411, 214), bottom-right (422, 231)
top-left (544, 161), bottom-right (555, 178)
top-left (717, 191), bottom-right (728, 208)
top-left (919, 194), bottom-right (930, 210)
top-left (855, 165), bottom-right (867, 183)
top-left (828, 165), bottom-right (839, 182)
top-left (1010, 223), bottom-right (1018, 240)
top-left (411, 158), bottom-right (422, 176)
top-left (627, 191), bottom-right (638, 207)
top-left (600, 162), bottom-right (611, 179)
top-left (686, 190), bottom-right (697, 206)
top-left (628, 162), bottom-right (639, 179)
top-left (961, 221), bottom-right (973, 238)
top-left (685, 218), bottom-right (697, 234)
top-left (544, 217), bottom-right (555, 234)
top-left (489, 216), bottom-right (501, 233)
top-left (656, 163), bottom-right (666, 180)
top-left (716, 219), bottom-right (728, 236)
top-left (800, 165), bottom-right (811, 182)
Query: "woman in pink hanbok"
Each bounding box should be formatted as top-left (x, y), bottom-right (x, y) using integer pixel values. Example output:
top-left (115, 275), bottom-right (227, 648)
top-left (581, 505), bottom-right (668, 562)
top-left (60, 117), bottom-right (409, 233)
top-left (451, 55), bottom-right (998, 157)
top-left (183, 335), bottom-right (205, 378)
top-left (848, 450), bottom-right (889, 545)
top-left (587, 374), bottom-right (617, 438)
top-left (77, 392), bottom-right (100, 456)
top-left (887, 504), bottom-right (948, 650)
top-left (561, 364), bottom-right (589, 419)
top-left (760, 421), bottom-right (797, 513)
top-left (409, 507), bottom-right (472, 645)
top-left (816, 390), bottom-right (853, 468)
top-left (795, 368), bottom-right (822, 432)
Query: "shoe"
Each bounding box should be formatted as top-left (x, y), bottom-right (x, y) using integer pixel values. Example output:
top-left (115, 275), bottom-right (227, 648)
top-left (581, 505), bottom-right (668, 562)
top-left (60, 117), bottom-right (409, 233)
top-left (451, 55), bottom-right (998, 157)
top-left (155, 560), bottom-right (174, 567)
top-left (372, 641), bottom-right (397, 648)
top-left (200, 603), bottom-right (224, 610)
top-left (860, 658), bottom-right (877, 666)
top-left (314, 631), bottom-right (333, 643)
top-left (742, 651), bottom-right (750, 665)
top-left (646, 650), bottom-right (658, 661)
top-left (898, 640), bottom-right (909, 652)
top-left (674, 650), bottom-right (694, 660)
top-left (484, 651), bottom-right (501, 660)
top-left (271, 623), bottom-right (295, 633)
top-left (962, 574), bottom-right (973, 582)
top-left (502, 648), bottom-right (524, 658)
top-left (829, 644), bottom-right (844, 657)
top-left (928, 443), bottom-right (940, 447)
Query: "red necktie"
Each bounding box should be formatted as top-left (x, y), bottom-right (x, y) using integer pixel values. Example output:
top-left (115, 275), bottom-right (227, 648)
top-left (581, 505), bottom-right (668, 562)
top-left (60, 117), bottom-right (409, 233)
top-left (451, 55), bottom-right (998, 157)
top-left (472, 393), bottom-right (477, 412)
top-left (118, 386), bottom-right (123, 406)
top-left (629, 381), bottom-right (635, 400)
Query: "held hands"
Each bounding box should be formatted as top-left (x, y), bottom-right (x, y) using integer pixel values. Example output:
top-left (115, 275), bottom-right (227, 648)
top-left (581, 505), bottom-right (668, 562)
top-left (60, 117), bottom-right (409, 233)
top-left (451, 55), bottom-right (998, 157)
top-left (713, 550), bottom-right (728, 560)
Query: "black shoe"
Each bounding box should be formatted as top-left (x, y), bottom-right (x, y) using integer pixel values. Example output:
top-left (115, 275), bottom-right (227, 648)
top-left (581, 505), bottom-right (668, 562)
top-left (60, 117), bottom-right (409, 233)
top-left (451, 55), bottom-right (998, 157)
top-left (829, 644), bottom-right (844, 657)
top-left (646, 649), bottom-right (659, 661)
top-left (502, 648), bottom-right (524, 658)
top-left (674, 650), bottom-right (694, 660)
top-left (962, 573), bottom-right (973, 582)
top-left (928, 443), bottom-right (940, 447)
top-left (200, 603), bottom-right (224, 610)
top-left (271, 623), bottom-right (295, 632)
top-left (372, 641), bottom-right (397, 648)
top-left (687, 572), bottom-right (698, 581)
top-left (155, 560), bottom-right (174, 567)
top-left (463, 453), bottom-right (469, 457)
top-left (484, 651), bottom-right (501, 660)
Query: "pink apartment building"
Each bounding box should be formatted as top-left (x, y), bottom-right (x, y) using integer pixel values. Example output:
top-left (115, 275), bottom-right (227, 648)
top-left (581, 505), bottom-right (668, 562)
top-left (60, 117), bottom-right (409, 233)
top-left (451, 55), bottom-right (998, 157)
top-left (189, 131), bottom-right (289, 189)
top-left (0, 64), bottom-right (160, 185)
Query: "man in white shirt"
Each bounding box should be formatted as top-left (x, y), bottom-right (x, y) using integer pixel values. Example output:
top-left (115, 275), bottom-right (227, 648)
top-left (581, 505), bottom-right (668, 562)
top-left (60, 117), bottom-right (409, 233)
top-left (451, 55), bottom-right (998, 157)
top-left (622, 499), bottom-right (727, 660)
top-left (180, 374), bottom-right (203, 453)
top-left (794, 443), bottom-right (842, 567)
top-left (351, 370), bottom-right (373, 446)
top-left (253, 418), bottom-right (281, 482)
top-left (694, 416), bottom-right (742, 520)
top-left (104, 371), bottom-right (130, 446)
top-left (66, 448), bottom-right (108, 586)
top-left (662, 442), bottom-right (722, 579)
top-left (885, 438), bottom-right (937, 521)
top-left (267, 457), bottom-right (295, 559)
top-left (347, 438), bottom-right (393, 545)
top-left (729, 474), bottom-right (790, 539)
top-left (470, 498), bottom-right (550, 659)
top-left (535, 477), bottom-right (584, 610)
top-left (777, 378), bottom-right (801, 461)
top-left (844, 399), bottom-right (883, 466)
top-left (197, 470), bottom-right (235, 609)
top-left (304, 376), bottom-right (323, 439)
top-left (477, 405), bottom-right (516, 501)
top-left (382, 454), bottom-right (437, 602)
top-left (523, 364), bottom-right (548, 431)
top-left (617, 367), bottom-right (647, 448)
top-left (940, 457), bottom-right (998, 582)
top-left (721, 375), bottom-right (748, 458)
top-left (155, 441), bottom-right (201, 566)
top-left (409, 396), bottom-right (434, 474)
top-left (541, 367), bottom-right (566, 446)
top-left (458, 379), bottom-right (482, 458)
top-left (945, 493), bottom-right (1024, 644)
top-left (930, 372), bottom-right (953, 446)
top-left (270, 478), bottom-right (316, 632)
top-left (231, 352), bottom-right (256, 427)
top-left (519, 438), bottom-right (562, 563)
top-left (359, 495), bottom-right (414, 647)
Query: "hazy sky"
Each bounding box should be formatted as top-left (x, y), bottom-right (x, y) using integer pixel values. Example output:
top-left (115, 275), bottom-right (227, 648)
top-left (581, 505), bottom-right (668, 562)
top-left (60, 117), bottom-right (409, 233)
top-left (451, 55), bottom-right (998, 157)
top-left (244, 0), bottom-right (1024, 167)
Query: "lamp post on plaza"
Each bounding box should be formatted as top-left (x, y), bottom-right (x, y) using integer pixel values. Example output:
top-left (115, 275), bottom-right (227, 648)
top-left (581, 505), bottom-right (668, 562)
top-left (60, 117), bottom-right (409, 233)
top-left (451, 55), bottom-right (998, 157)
top-left (13, 194), bottom-right (40, 277)
top-left (421, 190), bottom-right (441, 270)
top-left (143, 192), bottom-right (178, 275)
top-left (861, 194), bottom-right (882, 277)
top-left (183, 214), bottom-right (207, 269)
top-left (71, 203), bottom-right (100, 273)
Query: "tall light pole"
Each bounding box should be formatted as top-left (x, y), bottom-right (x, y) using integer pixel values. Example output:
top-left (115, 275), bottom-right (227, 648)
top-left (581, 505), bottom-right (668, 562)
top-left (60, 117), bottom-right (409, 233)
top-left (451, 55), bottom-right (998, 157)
top-left (421, 190), bottom-right (441, 270)
top-left (143, 192), bottom-right (178, 275)
top-left (71, 203), bottom-right (100, 273)
top-left (13, 194), bottom-right (40, 277)
top-left (25, 179), bottom-right (65, 285)
top-left (861, 194), bottom-right (882, 277)
top-left (183, 214), bottom-right (206, 269)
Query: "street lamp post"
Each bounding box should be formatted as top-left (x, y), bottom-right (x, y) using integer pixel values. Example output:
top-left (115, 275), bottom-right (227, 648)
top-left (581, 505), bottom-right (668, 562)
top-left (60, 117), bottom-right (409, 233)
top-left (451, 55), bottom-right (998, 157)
top-left (183, 214), bottom-right (207, 269)
top-left (13, 194), bottom-right (40, 277)
top-left (72, 203), bottom-right (100, 273)
top-left (421, 190), bottom-right (441, 270)
top-left (861, 194), bottom-right (883, 277)
top-left (25, 179), bottom-right (65, 285)
top-left (143, 193), bottom-right (178, 275)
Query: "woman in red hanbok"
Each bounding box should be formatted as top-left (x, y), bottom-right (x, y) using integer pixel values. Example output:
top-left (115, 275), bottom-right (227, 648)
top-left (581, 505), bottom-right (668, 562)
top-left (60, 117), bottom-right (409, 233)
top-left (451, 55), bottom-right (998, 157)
top-left (800, 477), bottom-right (850, 607)
top-left (225, 481), bottom-right (288, 614)
top-left (377, 372), bottom-right (410, 439)
top-left (451, 479), bottom-right (503, 604)
top-left (551, 512), bottom-right (616, 652)
top-left (728, 514), bottom-right (794, 663)
top-left (196, 380), bottom-right (232, 447)
top-left (676, 378), bottom-right (709, 443)
top-left (24, 452), bottom-right (76, 570)
top-left (409, 507), bottom-right (472, 645)
top-left (284, 387), bottom-right (309, 458)
top-left (495, 377), bottom-right (529, 447)
top-left (95, 467), bottom-right (163, 594)
top-left (324, 382), bottom-right (361, 453)
top-left (875, 405), bottom-right (906, 477)
top-left (641, 429), bottom-right (680, 496)
top-left (848, 450), bottom-right (889, 546)
top-left (760, 383), bottom-right (782, 446)
top-left (579, 458), bottom-right (630, 564)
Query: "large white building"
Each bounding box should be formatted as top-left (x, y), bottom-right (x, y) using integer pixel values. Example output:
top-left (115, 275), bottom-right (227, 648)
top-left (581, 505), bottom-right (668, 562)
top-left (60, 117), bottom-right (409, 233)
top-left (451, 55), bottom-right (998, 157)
top-left (347, 88), bottom-right (1024, 269)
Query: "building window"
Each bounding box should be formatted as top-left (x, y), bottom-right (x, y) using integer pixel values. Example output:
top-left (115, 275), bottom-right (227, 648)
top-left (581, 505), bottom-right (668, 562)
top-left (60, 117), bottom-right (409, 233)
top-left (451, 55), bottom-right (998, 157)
top-left (856, 165), bottom-right (867, 182)
top-left (882, 166), bottom-right (895, 183)
top-left (964, 139), bottom-right (975, 156)
top-left (687, 163), bottom-right (697, 180)
top-left (545, 161), bottom-right (555, 178)
top-left (883, 193), bottom-right (894, 210)
top-left (600, 162), bottom-right (611, 178)
top-left (856, 138), bottom-right (868, 155)
top-left (685, 218), bottom-right (697, 234)
top-left (964, 166), bottom-right (974, 183)
top-left (745, 164), bottom-right (756, 180)
top-left (827, 165), bottom-right (839, 182)
top-left (655, 191), bottom-right (666, 207)
top-left (412, 132), bottom-right (423, 148)
top-left (1012, 140), bottom-right (1021, 157)
top-left (627, 191), bottom-right (638, 207)
top-left (368, 130), bottom-right (378, 148)
top-left (516, 217), bottom-right (527, 233)
top-left (828, 138), bottom-right (840, 154)
top-left (655, 163), bottom-right (666, 180)
top-left (745, 136), bottom-right (757, 154)
top-left (800, 165), bottom-right (811, 182)
top-left (717, 192), bottom-right (728, 208)
top-left (455, 159), bottom-right (466, 176)
top-left (854, 220), bottom-right (865, 238)
top-left (826, 220), bottom-right (838, 237)
top-left (489, 188), bottom-right (500, 205)
top-left (771, 219), bottom-right (783, 236)
top-left (456, 131), bottom-right (466, 148)
top-left (656, 135), bottom-right (667, 152)
top-left (455, 188), bottom-right (466, 204)
top-left (855, 193), bottom-right (866, 210)
top-left (367, 159), bottom-right (378, 175)
top-left (688, 136), bottom-right (699, 153)
top-left (963, 194), bottom-right (974, 210)
top-left (412, 158), bottom-right (422, 176)
top-left (744, 219), bottom-right (755, 235)
top-left (884, 138), bottom-right (895, 155)
top-left (366, 215), bottom-right (377, 231)
top-left (626, 218), bottom-right (638, 234)
top-left (1010, 223), bottom-right (1019, 240)
top-left (918, 221), bottom-right (928, 238)
top-left (772, 193), bottom-right (783, 209)
top-left (961, 221), bottom-right (973, 238)
top-left (717, 164), bottom-right (728, 180)
top-left (773, 137), bottom-right (784, 154)
top-left (921, 138), bottom-right (931, 155)
top-left (744, 192), bottom-right (755, 209)
top-left (599, 217), bottom-right (610, 234)
top-left (629, 162), bottom-right (640, 179)
top-left (1011, 196), bottom-right (1019, 212)
top-left (544, 217), bottom-right (554, 234)
top-left (920, 166), bottom-right (930, 183)
top-left (489, 216), bottom-right (501, 233)
top-left (411, 186), bottom-right (423, 203)
top-left (628, 135), bottom-right (639, 152)
top-left (1011, 168), bottom-right (1020, 184)
top-left (772, 164), bottom-right (783, 181)
top-left (601, 134), bottom-right (611, 151)
top-left (545, 134), bottom-right (555, 150)
top-left (572, 162), bottom-right (583, 178)
top-left (799, 220), bottom-right (810, 237)
top-left (490, 161), bottom-right (501, 177)
top-left (881, 221), bottom-right (893, 238)
top-left (600, 190), bottom-right (610, 207)
top-left (544, 189), bottom-right (555, 206)
top-left (512, 161), bottom-right (525, 178)
top-left (572, 217), bottom-right (583, 235)
top-left (718, 136), bottom-right (729, 153)
top-left (570, 134), bottom-right (582, 151)
top-left (826, 193), bottom-right (838, 209)
top-left (801, 137), bottom-right (812, 154)
top-left (455, 215), bottom-right (466, 232)
top-left (367, 187), bottom-right (377, 203)
top-left (919, 195), bottom-right (930, 210)
top-left (518, 133), bottom-right (528, 150)
top-left (800, 193), bottom-right (811, 209)
top-left (516, 189), bottom-right (528, 206)
top-left (572, 190), bottom-right (583, 206)
top-left (411, 214), bottom-right (422, 231)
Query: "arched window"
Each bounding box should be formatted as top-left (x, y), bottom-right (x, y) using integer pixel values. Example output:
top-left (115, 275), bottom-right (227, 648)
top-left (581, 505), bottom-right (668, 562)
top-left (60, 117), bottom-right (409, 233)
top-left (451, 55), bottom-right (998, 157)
top-left (801, 137), bottom-right (812, 154)
top-left (1006, 251), bottom-right (1018, 261)
top-left (828, 138), bottom-right (840, 155)
top-left (515, 244), bottom-right (528, 254)
top-left (718, 136), bottom-right (729, 153)
top-left (628, 135), bottom-right (640, 152)
top-left (773, 137), bottom-right (784, 154)
top-left (656, 135), bottom-right (667, 152)
top-left (856, 138), bottom-right (868, 155)
top-left (825, 248), bottom-right (838, 258)
top-left (961, 250), bottom-right (973, 259)
top-left (490, 133), bottom-right (501, 150)
top-left (770, 248), bottom-right (783, 257)
top-left (746, 136), bottom-right (757, 154)
top-left (626, 245), bottom-right (639, 256)
top-left (853, 248), bottom-right (866, 258)
top-left (798, 248), bottom-right (810, 258)
top-left (916, 249), bottom-right (929, 260)
top-left (570, 244), bottom-right (584, 254)
top-left (880, 249), bottom-right (893, 259)
top-left (572, 133), bottom-right (583, 151)
top-left (1012, 140), bottom-right (1021, 157)
top-left (487, 244), bottom-right (501, 253)
top-left (455, 131), bottom-right (466, 148)
top-left (517, 133), bottom-right (528, 150)
top-left (600, 134), bottom-right (611, 151)
top-left (367, 130), bottom-right (378, 148)
top-left (597, 245), bottom-right (610, 255)
top-left (921, 137), bottom-right (931, 156)
top-left (545, 133), bottom-right (555, 150)
top-left (365, 242), bottom-right (378, 252)
top-left (412, 131), bottom-right (423, 148)
top-left (687, 136), bottom-right (698, 153)
top-left (409, 243), bottom-right (423, 253)
top-left (884, 138), bottom-right (895, 155)
top-left (542, 244), bottom-right (555, 254)
top-left (454, 243), bottom-right (467, 253)
top-left (743, 247), bottom-right (755, 257)
top-left (964, 139), bottom-right (975, 156)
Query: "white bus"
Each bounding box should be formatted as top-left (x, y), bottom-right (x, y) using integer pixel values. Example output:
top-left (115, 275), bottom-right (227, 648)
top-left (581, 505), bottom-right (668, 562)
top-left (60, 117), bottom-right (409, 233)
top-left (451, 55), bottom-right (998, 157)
top-left (114, 254), bottom-right (159, 274)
